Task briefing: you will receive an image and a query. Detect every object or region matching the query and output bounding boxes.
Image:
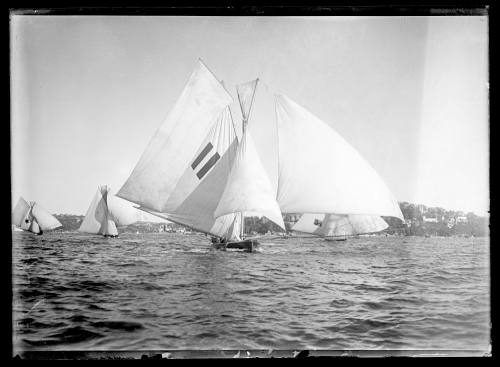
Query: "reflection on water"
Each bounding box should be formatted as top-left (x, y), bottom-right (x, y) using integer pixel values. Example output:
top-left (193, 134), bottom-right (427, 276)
top-left (13, 232), bottom-right (490, 352)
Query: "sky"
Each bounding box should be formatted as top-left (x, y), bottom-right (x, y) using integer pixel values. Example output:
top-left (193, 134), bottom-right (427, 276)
top-left (10, 16), bottom-right (489, 216)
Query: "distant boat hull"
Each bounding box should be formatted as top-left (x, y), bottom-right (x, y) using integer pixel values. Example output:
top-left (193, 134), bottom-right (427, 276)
top-left (325, 237), bottom-right (347, 242)
top-left (212, 239), bottom-right (260, 252)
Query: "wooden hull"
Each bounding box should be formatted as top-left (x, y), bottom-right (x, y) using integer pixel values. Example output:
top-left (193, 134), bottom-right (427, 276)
top-left (212, 239), bottom-right (260, 252)
top-left (325, 237), bottom-right (347, 242)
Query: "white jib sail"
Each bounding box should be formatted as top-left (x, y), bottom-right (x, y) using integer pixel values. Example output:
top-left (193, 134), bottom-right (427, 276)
top-left (117, 60), bottom-right (233, 213)
top-left (292, 213), bottom-right (388, 237)
top-left (214, 130), bottom-right (286, 231)
top-left (131, 103), bottom-right (240, 238)
top-left (79, 186), bottom-right (118, 236)
top-left (275, 94), bottom-right (404, 220)
top-left (224, 212), bottom-right (242, 241)
top-left (12, 197), bottom-right (62, 233)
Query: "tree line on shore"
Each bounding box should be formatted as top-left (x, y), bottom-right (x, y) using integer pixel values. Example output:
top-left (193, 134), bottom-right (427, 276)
top-left (53, 201), bottom-right (489, 237)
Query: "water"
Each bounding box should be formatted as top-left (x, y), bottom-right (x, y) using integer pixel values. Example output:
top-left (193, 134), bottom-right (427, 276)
top-left (12, 232), bottom-right (490, 354)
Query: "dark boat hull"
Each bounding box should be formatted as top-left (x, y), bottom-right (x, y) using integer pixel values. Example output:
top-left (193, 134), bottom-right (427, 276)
top-left (213, 239), bottom-right (260, 252)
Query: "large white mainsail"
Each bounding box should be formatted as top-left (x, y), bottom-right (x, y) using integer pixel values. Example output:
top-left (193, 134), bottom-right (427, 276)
top-left (12, 197), bottom-right (62, 234)
top-left (292, 213), bottom-right (388, 237)
top-left (214, 79), bottom-right (285, 232)
top-left (117, 60), bottom-right (241, 238)
top-left (275, 94), bottom-right (404, 221)
top-left (117, 60), bottom-right (233, 213)
top-left (79, 185), bottom-right (124, 236)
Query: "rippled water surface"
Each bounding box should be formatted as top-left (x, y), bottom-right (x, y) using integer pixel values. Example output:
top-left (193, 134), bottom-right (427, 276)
top-left (13, 232), bottom-right (490, 353)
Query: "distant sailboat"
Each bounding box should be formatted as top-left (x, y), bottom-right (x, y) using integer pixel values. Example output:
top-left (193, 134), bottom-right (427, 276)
top-left (292, 213), bottom-right (389, 241)
top-left (118, 59), bottom-right (403, 252)
top-left (78, 185), bottom-right (137, 237)
top-left (12, 197), bottom-right (62, 235)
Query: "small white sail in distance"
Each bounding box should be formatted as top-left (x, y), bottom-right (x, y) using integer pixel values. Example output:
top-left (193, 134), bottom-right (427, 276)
top-left (275, 94), bottom-right (404, 221)
top-left (117, 59), bottom-right (233, 213)
top-left (292, 213), bottom-right (388, 237)
top-left (78, 185), bottom-right (130, 236)
top-left (12, 197), bottom-right (62, 234)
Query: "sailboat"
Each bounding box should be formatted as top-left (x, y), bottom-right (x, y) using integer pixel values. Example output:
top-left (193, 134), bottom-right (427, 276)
top-left (12, 197), bottom-right (62, 235)
top-left (78, 185), bottom-right (137, 237)
top-left (292, 213), bottom-right (389, 241)
top-left (118, 59), bottom-right (403, 252)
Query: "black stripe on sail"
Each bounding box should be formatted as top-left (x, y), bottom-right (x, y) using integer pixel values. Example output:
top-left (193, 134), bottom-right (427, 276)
top-left (191, 143), bottom-right (213, 170)
top-left (196, 153), bottom-right (220, 179)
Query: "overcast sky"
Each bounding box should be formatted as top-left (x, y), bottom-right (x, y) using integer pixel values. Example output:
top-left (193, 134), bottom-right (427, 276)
top-left (10, 15), bottom-right (488, 216)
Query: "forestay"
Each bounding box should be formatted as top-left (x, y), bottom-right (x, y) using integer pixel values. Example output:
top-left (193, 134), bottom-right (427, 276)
top-left (117, 60), bottom-right (233, 213)
top-left (275, 94), bottom-right (404, 220)
top-left (292, 213), bottom-right (389, 237)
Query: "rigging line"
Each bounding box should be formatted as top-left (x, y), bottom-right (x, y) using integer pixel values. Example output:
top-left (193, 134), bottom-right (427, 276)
top-left (246, 78), bottom-right (259, 124)
top-left (274, 94), bottom-right (281, 200)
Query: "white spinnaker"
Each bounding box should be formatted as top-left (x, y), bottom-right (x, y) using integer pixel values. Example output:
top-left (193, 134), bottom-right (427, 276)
top-left (117, 60), bottom-right (233, 213)
top-left (275, 94), bottom-right (404, 220)
top-left (132, 105), bottom-right (241, 238)
top-left (292, 213), bottom-right (388, 237)
top-left (12, 197), bottom-right (31, 228)
top-left (214, 130), bottom-right (286, 231)
top-left (79, 186), bottom-right (118, 236)
top-left (31, 203), bottom-right (63, 231)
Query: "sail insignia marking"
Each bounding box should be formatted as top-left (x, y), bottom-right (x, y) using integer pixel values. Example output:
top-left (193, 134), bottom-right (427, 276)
top-left (191, 142), bottom-right (214, 170)
top-left (196, 152), bottom-right (221, 179)
top-left (190, 141), bottom-right (221, 180)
